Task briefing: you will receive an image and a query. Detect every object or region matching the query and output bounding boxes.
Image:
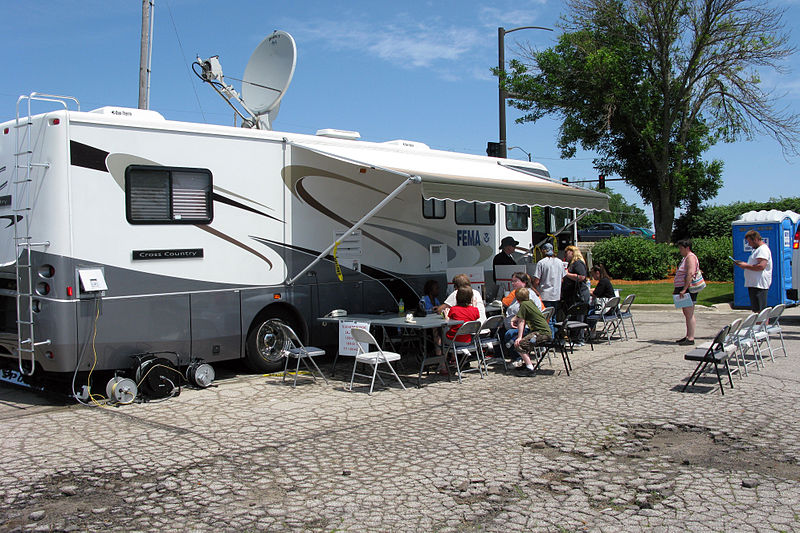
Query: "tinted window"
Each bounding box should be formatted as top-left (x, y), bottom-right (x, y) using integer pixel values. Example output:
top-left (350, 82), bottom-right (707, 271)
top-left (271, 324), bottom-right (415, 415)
top-left (505, 204), bottom-right (529, 231)
top-left (126, 165), bottom-right (213, 224)
top-left (422, 198), bottom-right (446, 219)
top-left (455, 201), bottom-right (496, 225)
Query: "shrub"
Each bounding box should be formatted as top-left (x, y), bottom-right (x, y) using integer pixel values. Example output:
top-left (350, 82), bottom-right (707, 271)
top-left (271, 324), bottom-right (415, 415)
top-left (691, 236), bottom-right (733, 282)
top-left (589, 237), bottom-right (675, 280)
top-left (674, 197), bottom-right (800, 240)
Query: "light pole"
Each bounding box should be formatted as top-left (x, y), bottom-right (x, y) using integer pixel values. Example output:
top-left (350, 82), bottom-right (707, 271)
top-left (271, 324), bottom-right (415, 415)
top-left (498, 26), bottom-right (553, 159)
top-left (508, 145), bottom-right (531, 161)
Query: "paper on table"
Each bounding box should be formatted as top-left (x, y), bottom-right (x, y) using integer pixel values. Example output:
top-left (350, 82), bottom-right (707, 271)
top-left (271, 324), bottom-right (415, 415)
top-left (673, 293), bottom-right (694, 309)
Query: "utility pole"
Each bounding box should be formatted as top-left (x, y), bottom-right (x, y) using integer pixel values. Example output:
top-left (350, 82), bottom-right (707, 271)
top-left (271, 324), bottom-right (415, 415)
top-left (138, 0), bottom-right (154, 110)
top-left (497, 26), bottom-right (552, 159)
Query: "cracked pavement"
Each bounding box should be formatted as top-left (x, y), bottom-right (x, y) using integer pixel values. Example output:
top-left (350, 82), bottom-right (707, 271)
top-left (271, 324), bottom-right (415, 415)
top-left (1, 307), bottom-right (799, 532)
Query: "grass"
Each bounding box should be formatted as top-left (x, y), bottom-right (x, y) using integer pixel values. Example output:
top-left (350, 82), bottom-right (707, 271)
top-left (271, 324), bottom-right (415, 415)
top-left (616, 282), bottom-right (733, 306)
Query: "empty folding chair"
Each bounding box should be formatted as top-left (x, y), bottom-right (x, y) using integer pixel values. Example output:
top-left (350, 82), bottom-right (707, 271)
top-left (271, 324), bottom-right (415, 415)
top-left (766, 304), bottom-right (787, 357)
top-left (697, 318), bottom-right (744, 379)
top-left (734, 312), bottom-right (763, 372)
top-left (563, 302), bottom-right (593, 351)
top-left (478, 315), bottom-right (507, 373)
top-left (592, 296), bottom-right (621, 345)
top-left (618, 294), bottom-right (638, 339)
top-left (279, 323), bottom-right (329, 388)
top-left (348, 327), bottom-right (407, 395)
top-left (535, 314), bottom-right (572, 375)
top-left (441, 320), bottom-right (484, 383)
top-left (682, 324), bottom-right (733, 395)
top-left (753, 306), bottom-right (775, 363)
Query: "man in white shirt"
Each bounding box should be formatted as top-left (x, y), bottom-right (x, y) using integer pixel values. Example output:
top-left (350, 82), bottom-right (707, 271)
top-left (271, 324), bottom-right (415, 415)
top-left (532, 243), bottom-right (566, 314)
top-left (734, 229), bottom-right (773, 312)
top-left (437, 273), bottom-right (487, 322)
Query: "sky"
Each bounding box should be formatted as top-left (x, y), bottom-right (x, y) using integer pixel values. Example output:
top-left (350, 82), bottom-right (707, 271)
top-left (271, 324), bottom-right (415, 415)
top-left (4, 0), bottom-right (800, 227)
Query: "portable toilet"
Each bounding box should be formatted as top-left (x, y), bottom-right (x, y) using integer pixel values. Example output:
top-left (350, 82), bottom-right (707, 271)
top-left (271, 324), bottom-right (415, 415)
top-left (732, 209), bottom-right (800, 308)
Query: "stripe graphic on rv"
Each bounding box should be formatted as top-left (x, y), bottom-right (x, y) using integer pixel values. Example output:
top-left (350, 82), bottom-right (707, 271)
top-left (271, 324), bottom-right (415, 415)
top-left (281, 165), bottom-right (403, 262)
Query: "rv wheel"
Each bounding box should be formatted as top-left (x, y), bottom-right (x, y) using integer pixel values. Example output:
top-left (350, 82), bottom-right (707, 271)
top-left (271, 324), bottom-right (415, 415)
top-left (245, 318), bottom-right (291, 373)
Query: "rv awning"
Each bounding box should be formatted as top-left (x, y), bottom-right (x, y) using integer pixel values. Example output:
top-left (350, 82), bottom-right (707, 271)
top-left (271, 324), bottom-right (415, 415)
top-left (287, 140), bottom-right (609, 212)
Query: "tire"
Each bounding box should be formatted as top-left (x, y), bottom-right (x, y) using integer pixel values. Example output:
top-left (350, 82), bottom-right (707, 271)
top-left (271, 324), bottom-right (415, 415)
top-left (245, 317), bottom-right (293, 373)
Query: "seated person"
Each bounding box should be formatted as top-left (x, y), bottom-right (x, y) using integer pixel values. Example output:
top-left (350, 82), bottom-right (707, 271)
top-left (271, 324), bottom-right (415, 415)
top-left (512, 287), bottom-right (553, 375)
top-left (420, 279), bottom-right (441, 314)
top-left (437, 273), bottom-right (487, 322)
top-left (440, 287), bottom-right (480, 374)
top-left (588, 264), bottom-right (616, 315)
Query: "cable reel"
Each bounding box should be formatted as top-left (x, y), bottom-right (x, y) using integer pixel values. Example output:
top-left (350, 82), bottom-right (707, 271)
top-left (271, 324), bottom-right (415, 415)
top-left (134, 355), bottom-right (181, 400)
top-left (185, 360), bottom-right (215, 388)
top-left (105, 376), bottom-right (137, 405)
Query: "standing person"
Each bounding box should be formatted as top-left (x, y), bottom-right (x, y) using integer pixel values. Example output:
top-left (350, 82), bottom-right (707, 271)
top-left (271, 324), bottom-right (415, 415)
top-left (512, 287), bottom-right (553, 375)
top-left (493, 236), bottom-right (519, 282)
top-left (734, 230), bottom-right (773, 313)
top-left (561, 245), bottom-right (591, 345)
top-left (532, 243), bottom-right (565, 314)
top-left (674, 239), bottom-right (699, 345)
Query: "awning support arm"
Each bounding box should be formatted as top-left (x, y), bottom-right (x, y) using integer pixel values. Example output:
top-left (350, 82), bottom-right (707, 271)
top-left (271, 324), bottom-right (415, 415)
top-left (532, 209), bottom-right (592, 250)
top-left (287, 174), bottom-right (421, 285)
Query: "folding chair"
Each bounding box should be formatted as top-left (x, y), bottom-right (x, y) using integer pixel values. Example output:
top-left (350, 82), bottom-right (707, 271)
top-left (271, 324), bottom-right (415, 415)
top-left (753, 307), bottom-right (775, 364)
top-left (697, 318), bottom-right (744, 378)
top-left (278, 323), bottom-right (329, 388)
top-left (682, 324), bottom-right (733, 395)
top-left (592, 296), bottom-right (621, 345)
top-left (766, 304), bottom-right (787, 357)
top-left (618, 294), bottom-right (638, 339)
top-left (563, 302), bottom-right (593, 351)
top-left (478, 315), bottom-right (507, 373)
top-left (441, 320), bottom-right (484, 383)
top-left (348, 327), bottom-right (407, 395)
top-left (533, 315), bottom-right (572, 375)
top-left (734, 312), bottom-right (763, 372)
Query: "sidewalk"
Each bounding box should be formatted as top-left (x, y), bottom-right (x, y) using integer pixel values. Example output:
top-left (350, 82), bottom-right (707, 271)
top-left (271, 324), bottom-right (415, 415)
top-left (1, 307), bottom-right (798, 532)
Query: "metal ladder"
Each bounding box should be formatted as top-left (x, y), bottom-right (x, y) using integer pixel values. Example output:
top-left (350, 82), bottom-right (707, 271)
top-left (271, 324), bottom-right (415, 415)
top-left (13, 93), bottom-right (78, 375)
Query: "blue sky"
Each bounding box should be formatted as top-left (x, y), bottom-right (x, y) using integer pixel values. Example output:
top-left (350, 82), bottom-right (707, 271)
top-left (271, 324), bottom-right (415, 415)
top-left (4, 0), bottom-right (800, 226)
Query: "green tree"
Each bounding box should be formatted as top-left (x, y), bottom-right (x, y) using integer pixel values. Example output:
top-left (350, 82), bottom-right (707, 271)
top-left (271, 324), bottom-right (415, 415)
top-left (578, 187), bottom-right (651, 229)
top-left (674, 197), bottom-right (800, 239)
top-left (502, 0), bottom-right (799, 242)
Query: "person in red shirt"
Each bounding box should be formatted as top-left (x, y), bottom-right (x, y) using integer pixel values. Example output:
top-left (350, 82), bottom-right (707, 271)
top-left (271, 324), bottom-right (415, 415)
top-left (445, 287), bottom-right (480, 342)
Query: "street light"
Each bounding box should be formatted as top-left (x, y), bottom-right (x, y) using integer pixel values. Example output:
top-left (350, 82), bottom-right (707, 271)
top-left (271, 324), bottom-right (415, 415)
top-left (498, 26), bottom-right (553, 159)
top-left (508, 145), bottom-right (531, 161)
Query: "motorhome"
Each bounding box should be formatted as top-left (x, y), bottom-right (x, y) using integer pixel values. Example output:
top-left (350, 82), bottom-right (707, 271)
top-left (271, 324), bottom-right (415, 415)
top-left (0, 91), bottom-right (607, 395)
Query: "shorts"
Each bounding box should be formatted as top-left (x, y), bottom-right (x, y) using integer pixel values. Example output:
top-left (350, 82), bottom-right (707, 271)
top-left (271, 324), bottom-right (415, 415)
top-left (518, 331), bottom-right (552, 353)
top-left (673, 287), bottom-right (697, 301)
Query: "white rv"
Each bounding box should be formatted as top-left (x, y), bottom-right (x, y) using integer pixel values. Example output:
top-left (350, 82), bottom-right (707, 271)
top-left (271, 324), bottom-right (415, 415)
top-left (0, 93), bottom-right (607, 391)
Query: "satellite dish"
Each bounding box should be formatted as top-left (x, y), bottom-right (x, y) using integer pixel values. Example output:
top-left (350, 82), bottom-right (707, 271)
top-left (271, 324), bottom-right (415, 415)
top-left (242, 30), bottom-right (297, 125)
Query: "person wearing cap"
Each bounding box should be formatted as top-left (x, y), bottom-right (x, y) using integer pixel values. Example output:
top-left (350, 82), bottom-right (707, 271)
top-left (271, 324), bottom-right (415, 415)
top-left (493, 236), bottom-right (519, 282)
top-left (532, 243), bottom-right (565, 315)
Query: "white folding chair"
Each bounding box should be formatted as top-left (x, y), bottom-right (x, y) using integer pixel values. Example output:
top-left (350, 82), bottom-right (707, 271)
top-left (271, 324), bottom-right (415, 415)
top-left (766, 304), bottom-right (787, 357)
top-left (618, 294), bottom-right (637, 339)
top-left (348, 327), bottom-right (406, 395)
top-left (478, 315), bottom-right (507, 373)
top-left (441, 320), bottom-right (484, 383)
top-left (754, 307), bottom-right (775, 363)
top-left (593, 296), bottom-right (621, 345)
top-left (735, 312), bottom-right (767, 371)
top-left (278, 323), bottom-right (329, 388)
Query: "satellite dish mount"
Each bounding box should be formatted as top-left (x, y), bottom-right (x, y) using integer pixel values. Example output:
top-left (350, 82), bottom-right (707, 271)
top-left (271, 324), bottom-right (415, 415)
top-left (195, 30), bottom-right (297, 130)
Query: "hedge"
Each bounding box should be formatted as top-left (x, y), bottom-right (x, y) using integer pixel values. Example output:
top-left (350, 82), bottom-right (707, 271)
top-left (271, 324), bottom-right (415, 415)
top-left (589, 236), bottom-right (733, 281)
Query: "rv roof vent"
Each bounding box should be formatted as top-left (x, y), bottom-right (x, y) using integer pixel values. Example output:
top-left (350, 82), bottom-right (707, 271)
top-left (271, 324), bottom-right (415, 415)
top-left (315, 129), bottom-right (361, 140)
top-left (89, 107), bottom-right (166, 121)
top-left (382, 139), bottom-right (430, 150)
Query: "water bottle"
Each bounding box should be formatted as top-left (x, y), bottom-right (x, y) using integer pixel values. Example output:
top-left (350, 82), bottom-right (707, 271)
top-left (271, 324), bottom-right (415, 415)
top-left (398, 298), bottom-right (404, 315)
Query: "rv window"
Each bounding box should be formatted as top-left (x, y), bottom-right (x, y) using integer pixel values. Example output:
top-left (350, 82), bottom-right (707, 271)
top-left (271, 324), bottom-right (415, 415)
top-left (126, 166), bottom-right (213, 224)
top-left (505, 204), bottom-right (530, 231)
top-left (422, 198), bottom-right (446, 219)
top-left (455, 201), bottom-right (496, 225)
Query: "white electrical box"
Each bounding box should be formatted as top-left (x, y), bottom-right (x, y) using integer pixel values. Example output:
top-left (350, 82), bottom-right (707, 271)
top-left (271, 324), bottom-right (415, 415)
top-left (429, 243), bottom-right (447, 271)
top-left (77, 268), bottom-right (108, 294)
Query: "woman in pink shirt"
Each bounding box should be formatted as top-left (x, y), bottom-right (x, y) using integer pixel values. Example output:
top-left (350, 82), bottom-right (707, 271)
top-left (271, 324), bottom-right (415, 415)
top-left (674, 239), bottom-right (699, 345)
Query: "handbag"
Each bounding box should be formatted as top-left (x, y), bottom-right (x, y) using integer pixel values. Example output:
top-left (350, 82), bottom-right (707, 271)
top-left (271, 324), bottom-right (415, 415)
top-left (688, 269), bottom-right (706, 293)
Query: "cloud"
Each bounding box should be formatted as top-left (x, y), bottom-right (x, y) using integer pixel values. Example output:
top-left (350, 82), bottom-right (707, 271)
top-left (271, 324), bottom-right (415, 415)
top-left (292, 18), bottom-right (484, 68)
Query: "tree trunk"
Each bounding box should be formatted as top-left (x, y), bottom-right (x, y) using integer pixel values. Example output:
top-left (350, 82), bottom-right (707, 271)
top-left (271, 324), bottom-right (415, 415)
top-left (652, 187), bottom-right (675, 243)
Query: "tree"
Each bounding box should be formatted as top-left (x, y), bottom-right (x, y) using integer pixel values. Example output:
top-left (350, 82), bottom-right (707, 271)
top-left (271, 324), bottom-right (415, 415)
top-left (578, 187), bottom-right (651, 229)
top-left (502, 0), bottom-right (799, 242)
top-left (673, 196), bottom-right (800, 239)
